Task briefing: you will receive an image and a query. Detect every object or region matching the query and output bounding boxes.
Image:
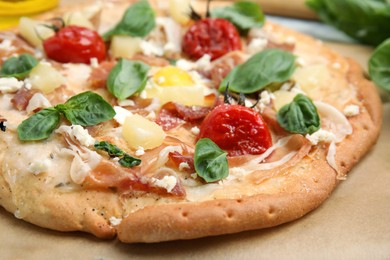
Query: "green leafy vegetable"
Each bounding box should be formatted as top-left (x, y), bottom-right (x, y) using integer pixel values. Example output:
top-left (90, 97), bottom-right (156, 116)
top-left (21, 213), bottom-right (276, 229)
top-left (17, 108), bottom-right (61, 141)
top-left (369, 38), bottom-right (390, 92)
top-left (0, 53), bottom-right (38, 79)
top-left (211, 1), bottom-right (265, 35)
top-left (219, 49), bottom-right (296, 94)
top-left (94, 141), bottom-right (141, 168)
top-left (194, 138), bottom-right (228, 183)
top-left (103, 0), bottom-right (156, 41)
top-left (56, 91), bottom-right (116, 126)
top-left (306, 0), bottom-right (390, 46)
top-left (107, 59), bottom-right (149, 100)
top-left (18, 91), bottom-right (115, 141)
top-left (277, 94), bottom-right (320, 135)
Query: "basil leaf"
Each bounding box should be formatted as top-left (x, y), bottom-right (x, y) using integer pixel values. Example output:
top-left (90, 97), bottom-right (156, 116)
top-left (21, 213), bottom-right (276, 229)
top-left (17, 108), bottom-right (61, 141)
top-left (306, 0), bottom-right (390, 46)
top-left (56, 91), bottom-right (115, 126)
top-left (194, 138), bottom-right (229, 183)
top-left (107, 59), bottom-right (149, 100)
top-left (219, 49), bottom-right (296, 94)
top-left (103, 0), bottom-right (156, 41)
top-left (211, 1), bottom-right (265, 35)
top-left (0, 54), bottom-right (38, 79)
top-left (119, 154), bottom-right (142, 168)
top-left (94, 141), bottom-right (141, 168)
top-left (369, 38), bottom-right (390, 92)
top-left (277, 94), bottom-right (320, 135)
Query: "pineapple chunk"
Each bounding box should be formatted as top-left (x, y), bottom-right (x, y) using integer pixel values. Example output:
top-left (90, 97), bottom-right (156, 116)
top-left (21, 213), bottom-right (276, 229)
top-left (63, 12), bottom-right (95, 30)
top-left (169, 0), bottom-right (191, 25)
top-left (29, 62), bottom-right (65, 94)
top-left (18, 17), bottom-right (54, 48)
top-left (122, 114), bottom-right (166, 150)
top-left (110, 36), bottom-right (142, 59)
top-left (273, 90), bottom-right (297, 111)
top-left (292, 64), bottom-right (330, 93)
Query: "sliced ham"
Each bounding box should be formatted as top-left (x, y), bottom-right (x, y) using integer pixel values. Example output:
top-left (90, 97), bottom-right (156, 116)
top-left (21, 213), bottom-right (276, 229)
top-left (10, 87), bottom-right (38, 111)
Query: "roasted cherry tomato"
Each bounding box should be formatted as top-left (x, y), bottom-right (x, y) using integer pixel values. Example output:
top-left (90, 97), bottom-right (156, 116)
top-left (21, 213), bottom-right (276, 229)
top-left (182, 18), bottom-right (242, 61)
top-left (198, 104), bottom-right (272, 156)
top-left (43, 25), bottom-right (106, 64)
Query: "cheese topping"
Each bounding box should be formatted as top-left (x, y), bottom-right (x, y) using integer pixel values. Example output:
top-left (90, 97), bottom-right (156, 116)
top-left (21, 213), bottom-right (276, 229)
top-left (0, 39), bottom-right (16, 52)
top-left (343, 104), bottom-right (360, 117)
top-left (109, 216), bottom-right (122, 226)
top-left (28, 159), bottom-right (51, 175)
top-left (151, 175), bottom-right (177, 193)
top-left (0, 77), bottom-right (24, 93)
top-left (56, 125), bottom-right (95, 147)
top-left (26, 93), bottom-right (52, 114)
top-left (114, 106), bottom-right (133, 125)
top-left (305, 129), bottom-right (336, 145)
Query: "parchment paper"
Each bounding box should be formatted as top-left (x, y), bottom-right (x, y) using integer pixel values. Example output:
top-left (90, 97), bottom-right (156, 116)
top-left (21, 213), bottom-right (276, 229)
top-left (1, 2), bottom-right (390, 259)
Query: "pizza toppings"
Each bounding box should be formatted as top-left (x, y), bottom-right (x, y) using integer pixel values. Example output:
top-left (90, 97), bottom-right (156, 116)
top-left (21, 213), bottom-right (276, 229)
top-left (0, 53), bottom-right (38, 79)
top-left (18, 91), bottom-right (115, 141)
top-left (277, 94), bottom-right (321, 135)
top-left (43, 25), bottom-right (106, 64)
top-left (219, 49), bottom-right (296, 94)
top-left (0, 116), bottom-right (6, 132)
top-left (107, 59), bottom-right (149, 100)
top-left (194, 138), bottom-right (229, 182)
top-left (199, 104), bottom-right (272, 156)
top-left (94, 141), bottom-right (141, 168)
top-left (182, 18), bottom-right (242, 61)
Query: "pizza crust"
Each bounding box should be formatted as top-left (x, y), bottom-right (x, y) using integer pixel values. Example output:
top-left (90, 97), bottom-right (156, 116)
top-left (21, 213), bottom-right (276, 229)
top-left (0, 1), bottom-right (382, 243)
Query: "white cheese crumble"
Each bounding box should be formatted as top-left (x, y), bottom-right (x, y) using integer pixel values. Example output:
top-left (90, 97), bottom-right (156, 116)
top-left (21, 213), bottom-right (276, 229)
top-left (135, 146), bottom-right (145, 156)
top-left (26, 93), bottom-right (52, 114)
top-left (247, 38), bottom-right (268, 54)
top-left (296, 57), bottom-right (306, 67)
top-left (190, 173), bottom-right (197, 179)
top-left (56, 125), bottom-right (95, 147)
top-left (145, 111), bottom-right (156, 120)
top-left (305, 129), bottom-right (336, 145)
top-left (285, 36), bottom-right (296, 44)
top-left (195, 54), bottom-right (212, 71)
top-left (90, 57), bottom-right (99, 68)
top-left (0, 39), bottom-right (16, 52)
top-left (343, 104), bottom-right (360, 117)
top-left (179, 162), bottom-right (190, 171)
top-left (151, 175), bottom-right (177, 193)
top-left (24, 78), bottom-right (32, 89)
top-left (28, 159), bottom-right (51, 175)
top-left (258, 90), bottom-right (275, 112)
top-left (191, 126), bottom-right (200, 135)
top-left (109, 216), bottom-right (122, 226)
top-left (140, 40), bottom-right (164, 56)
top-left (113, 106), bottom-right (133, 125)
top-left (0, 77), bottom-right (24, 93)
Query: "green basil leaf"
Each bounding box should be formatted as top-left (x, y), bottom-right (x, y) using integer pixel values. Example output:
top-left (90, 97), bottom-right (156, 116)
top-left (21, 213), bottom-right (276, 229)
top-left (17, 108), bottom-right (61, 141)
top-left (369, 38), bottom-right (390, 92)
top-left (194, 138), bottom-right (229, 183)
top-left (0, 53), bottom-right (38, 79)
top-left (219, 49), bottom-right (296, 94)
top-left (107, 59), bottom-right (149, 100)
top-left (277, 94), bottom-right (320, 135)
top-left (211, 1), bottom-right (265, 35)
top-left (103, 0), bottom-right (156, 41)
top-left (94, 141), bottom-right (141, 168)
top-left (306, 0), bottom-right (390, 46)
top-left (57, 91), bottom-right (115, 126)
top-left (118, 154), bottom-right (142, 168)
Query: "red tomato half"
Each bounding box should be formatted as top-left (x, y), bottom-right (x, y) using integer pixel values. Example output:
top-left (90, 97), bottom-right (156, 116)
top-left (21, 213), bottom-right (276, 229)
top-left (43, 25), bottom-right (106, 64)
top-left (198, 104), bottom-right (272, 156)
top-left (182, 18), bottom-right (242, 61)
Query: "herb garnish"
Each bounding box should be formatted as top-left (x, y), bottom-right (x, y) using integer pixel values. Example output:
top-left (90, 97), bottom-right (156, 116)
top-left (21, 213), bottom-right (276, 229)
top-left (94, 141), bottom-right (141, 168)
top-left (0, 54), bottom-right (38, 79)
top-left (211, 1), bottom-right (265, 35)
top-left (277, 94), bottom-right (320, 135)
top-left (219, 49), bottom-right (296, 94)
top-left (369, 38), bottom-right (390, 92)
top-left (18, 91), bottom-right (115, 141)
top-left (107, 58), bottom-right (150, 100)
top-left (194, 138), bottom-right (229, 183)
top-left (102, 0), bottom-right (156, 41)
